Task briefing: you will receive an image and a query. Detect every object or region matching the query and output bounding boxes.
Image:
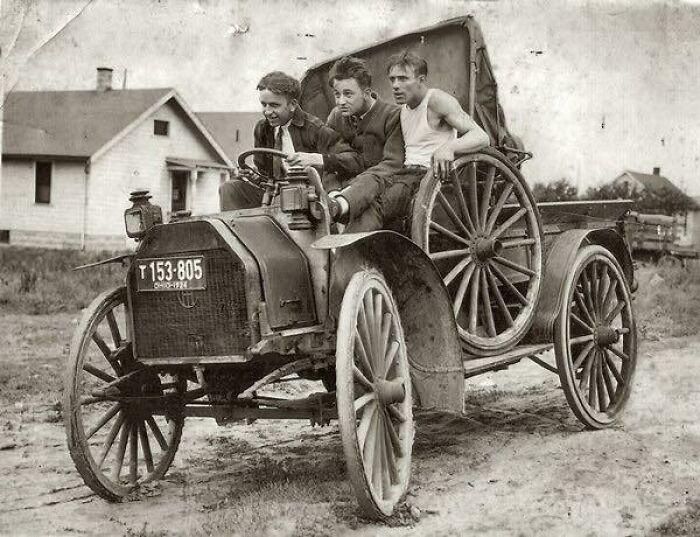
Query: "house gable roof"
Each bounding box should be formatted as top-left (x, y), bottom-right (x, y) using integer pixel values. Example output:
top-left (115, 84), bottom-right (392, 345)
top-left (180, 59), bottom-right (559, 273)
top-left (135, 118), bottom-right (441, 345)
top-left (615, 170), bottom-right (699, 210)
top-left (196, 112), bottom-right (260, 162)
top-left (2, 89), bottom-right (233, 167)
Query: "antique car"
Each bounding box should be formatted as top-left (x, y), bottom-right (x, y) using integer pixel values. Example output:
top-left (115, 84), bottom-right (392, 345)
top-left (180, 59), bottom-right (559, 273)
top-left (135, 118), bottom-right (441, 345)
top-left (64, 16), bottom-right (637, 519)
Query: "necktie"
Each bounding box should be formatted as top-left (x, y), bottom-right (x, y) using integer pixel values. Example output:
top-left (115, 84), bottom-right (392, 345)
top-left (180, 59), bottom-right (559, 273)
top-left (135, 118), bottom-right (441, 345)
top-left (273, 126), bottom-right (284, 179)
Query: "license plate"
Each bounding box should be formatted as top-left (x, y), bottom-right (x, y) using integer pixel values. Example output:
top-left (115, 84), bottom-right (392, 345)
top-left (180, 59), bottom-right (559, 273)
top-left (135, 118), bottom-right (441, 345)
top-left (135, 256), bottom-right (206, 292)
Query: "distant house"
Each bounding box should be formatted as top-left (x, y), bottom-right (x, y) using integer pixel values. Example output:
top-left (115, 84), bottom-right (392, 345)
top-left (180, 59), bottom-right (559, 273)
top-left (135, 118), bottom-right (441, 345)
top-left (196, 112), bottom-right (260, 163)
top-left (0, 68), bottom-right (232, 250)
top-left (613, 167), bottom-right (700, 247)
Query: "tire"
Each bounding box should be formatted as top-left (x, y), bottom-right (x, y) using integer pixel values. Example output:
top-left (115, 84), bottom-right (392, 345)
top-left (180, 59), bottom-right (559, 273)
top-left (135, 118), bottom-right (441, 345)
top-left (336, 269), bottom-right (414, 519)
top-left (554, 246), bottom-right (637, 429)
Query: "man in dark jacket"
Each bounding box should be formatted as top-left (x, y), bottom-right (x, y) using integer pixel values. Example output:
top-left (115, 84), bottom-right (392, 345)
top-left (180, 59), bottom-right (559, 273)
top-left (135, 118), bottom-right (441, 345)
top-left (325, 56), bottom-right (405, 231)
top-left (219, 71), bottom-right (361, 210)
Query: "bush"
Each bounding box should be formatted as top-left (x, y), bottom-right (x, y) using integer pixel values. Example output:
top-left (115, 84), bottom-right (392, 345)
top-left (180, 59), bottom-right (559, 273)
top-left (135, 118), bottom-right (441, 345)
top-left (0, 247), bottom-right (126, 314)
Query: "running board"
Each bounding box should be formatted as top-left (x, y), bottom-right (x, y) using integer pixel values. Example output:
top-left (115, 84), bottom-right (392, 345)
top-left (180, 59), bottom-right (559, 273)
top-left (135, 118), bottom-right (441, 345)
top-left (462, 343), bottom-right (553, 379)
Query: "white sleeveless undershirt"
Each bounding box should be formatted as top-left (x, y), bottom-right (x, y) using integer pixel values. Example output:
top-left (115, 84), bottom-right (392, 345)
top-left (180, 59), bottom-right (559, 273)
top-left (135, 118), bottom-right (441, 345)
top-left (401, 88), bottom-right (457, 168)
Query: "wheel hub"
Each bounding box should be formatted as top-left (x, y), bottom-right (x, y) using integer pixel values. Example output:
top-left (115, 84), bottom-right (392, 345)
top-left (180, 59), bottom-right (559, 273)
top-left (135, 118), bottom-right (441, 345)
top-left (594, 325), bottom-right (619, 348)
top-left (375, 379), bottom-right (405, 405)
top-left (472, 236), bottom-right (503, 264)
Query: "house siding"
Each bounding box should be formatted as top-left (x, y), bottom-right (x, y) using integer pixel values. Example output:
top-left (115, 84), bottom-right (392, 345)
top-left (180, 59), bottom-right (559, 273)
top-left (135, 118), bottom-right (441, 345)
top-left (0, 159), bottom-right (87, 248)
top-left (85, 98), bottom-right (228, 248)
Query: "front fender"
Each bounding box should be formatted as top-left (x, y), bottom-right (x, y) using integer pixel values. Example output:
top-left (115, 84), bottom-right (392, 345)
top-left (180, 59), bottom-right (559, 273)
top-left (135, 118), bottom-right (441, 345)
top-left (313, 231), bottom-right (464, 413)
top-left (529, 228), bottom-right (634, 343)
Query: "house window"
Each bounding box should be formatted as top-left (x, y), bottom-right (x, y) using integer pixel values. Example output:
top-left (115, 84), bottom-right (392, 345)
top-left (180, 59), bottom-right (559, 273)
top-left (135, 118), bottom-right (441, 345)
top-left (154, 120), bottom-right (169, 136)
top-left (35, 161), bottom-right (52, 204)
top-left (0, 230), bottom-right (9, 244)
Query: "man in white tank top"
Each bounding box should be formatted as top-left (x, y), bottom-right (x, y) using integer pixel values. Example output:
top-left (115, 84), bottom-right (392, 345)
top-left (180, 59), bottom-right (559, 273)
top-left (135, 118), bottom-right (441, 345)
top-left (382, 52), bottom-right (490, 225)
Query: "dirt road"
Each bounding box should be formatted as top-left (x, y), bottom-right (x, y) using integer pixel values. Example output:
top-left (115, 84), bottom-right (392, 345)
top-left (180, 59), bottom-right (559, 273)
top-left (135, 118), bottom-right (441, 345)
top-left (1, 322), bottom-right (698, 536)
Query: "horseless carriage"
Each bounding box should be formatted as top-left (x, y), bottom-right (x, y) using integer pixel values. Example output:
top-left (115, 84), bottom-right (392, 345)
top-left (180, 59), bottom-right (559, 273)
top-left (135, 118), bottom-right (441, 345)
top-left (64, 16), bottom-right (637, 518)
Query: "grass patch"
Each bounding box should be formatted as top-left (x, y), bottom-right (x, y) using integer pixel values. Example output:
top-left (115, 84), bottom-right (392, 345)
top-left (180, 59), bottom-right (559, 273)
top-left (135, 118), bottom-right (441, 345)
top-left (0, 246), bottom-right (125, 314)
top-left (635, 264), bottom-right (700, 340)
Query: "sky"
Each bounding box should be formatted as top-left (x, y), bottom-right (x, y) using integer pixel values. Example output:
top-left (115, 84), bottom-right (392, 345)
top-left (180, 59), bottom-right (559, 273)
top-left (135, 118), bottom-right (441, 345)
top-left (2, 0), bottom-right (700, 195)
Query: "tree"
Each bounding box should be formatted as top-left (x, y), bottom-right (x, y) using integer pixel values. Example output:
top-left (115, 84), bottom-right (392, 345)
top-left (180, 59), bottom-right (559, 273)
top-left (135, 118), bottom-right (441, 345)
top-left (584, 182), bottom-right (697, 216)
top-left (531, 178), bottom-right (578, 202)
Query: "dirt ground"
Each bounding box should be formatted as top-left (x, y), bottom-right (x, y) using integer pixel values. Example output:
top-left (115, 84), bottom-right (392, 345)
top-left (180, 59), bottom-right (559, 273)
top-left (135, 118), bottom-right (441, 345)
top-left (0, 313), bottom-right (699, 537)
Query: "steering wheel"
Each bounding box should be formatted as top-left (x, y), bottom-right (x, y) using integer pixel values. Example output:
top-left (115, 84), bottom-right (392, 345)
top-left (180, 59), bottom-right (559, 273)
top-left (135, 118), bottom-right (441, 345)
top-left (237, 148), bottom-right (289, 183)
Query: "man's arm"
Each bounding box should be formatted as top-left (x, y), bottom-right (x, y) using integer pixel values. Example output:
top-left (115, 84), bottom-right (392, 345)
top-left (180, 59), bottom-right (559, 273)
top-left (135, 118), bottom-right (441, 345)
top-left (429, 90), bottom-right (490, 180)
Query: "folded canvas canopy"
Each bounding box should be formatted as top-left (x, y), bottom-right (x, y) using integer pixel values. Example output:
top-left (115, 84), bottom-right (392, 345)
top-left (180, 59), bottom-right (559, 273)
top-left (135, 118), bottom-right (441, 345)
top-left (300, 15), bottom-right (523, 154)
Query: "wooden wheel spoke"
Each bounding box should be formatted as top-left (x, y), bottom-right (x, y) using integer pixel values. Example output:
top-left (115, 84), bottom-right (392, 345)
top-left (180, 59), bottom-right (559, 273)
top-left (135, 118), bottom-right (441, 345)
top-left (600, 357), bottom-right (617, 406)
top-left (384, 341), bottom-right (400, 378)
top-left (362, 409), bottom-right (379, 480)
top-left (479, 166), bottom-right (496, 225)
top-left (468, 266), bottom-right (482, 334)
top-left (357, 401), bottom-right (377, 445)
top-left (370, 415), bottom-right (383, 494)
top-left (354, 331), bottom-right (374, 381)
top-left (443, 255), bottom-right (473, 287)
top-left (602, 279), bottom-right (619, 319)
top-left (83, 363), bottom-right (116, 384)
top-left (373, 293), bottom-right (383, 368)
top-left (604, 300), bottom-right (626, 325)
top-left (598, 267), bottom-right (611, 316)
top-left (608, 345), bottom-right (630, 362)
top-left (379, 313), bottom-right (392, 372)
top-left (382, 407), bottom-right (404, 458)
top-left (587, 352), bottom-right (599, 408)
top-left (98, 411), bottom-right (125, 468)
top-left (353, 365), bottom-right (373, 391)
top-left (491, 208), bottom-right (527, 240)
top-left (92, 332), bottom-right (113, 359)
top-left (493, 255), bottom-right (535, 277)
top-left (81, 395), bottom-right (106, 406)
top-left (386, 404), bottom-right (407, 423)
top-left (486, 267), bottom-right (513, 327)
top-left (378, 413), bottom-right (391, 498)
top-left (570, 334), bottom-right (595, 345)
top-left (436, 190), bottom-right (474, 238)
top-left (129, 423), bottom-right (139, 484)
top-left (603, 349), bottom-right (624, 385)
top-left (574, 289), bottom-right (595, 326)
top-left (501, 238), bottom-right (536, 249)
top-left (580, 271), bottom-right (597, 322)
top-left (467, 162), bottom-right (481, 231)
top-left (571, 312), bottom-right (593, 333)
top-left (138, 421), bottom-right (155, 474)
top-left (105, 311), bottom-right (122, 348)
top-left (485, 183), bottom-right (514, 234)
top-left (354, 391), bottom-right (376, 412)
top-left (357, 305), bottom-right (375, 369)
top-left (480, 269), bottom-right (497, 337)
top-left (490, 262), bottom-right (528, 306)
top-left (590, 263), bottom-right (600, 317)
top-left (429, 248), bottom-right (471, 261)
top-left (450, 173), bottom-right (476, 233)
top-left (86, 403), bottom-right (121, 440)
top-left (572, 341), bottom-right (595, 371)
top-left (111, 421), bottom-right (130, 481)
top-left (596, 357), bottom-right (607, 411)
top-left (381, 412), bottom-right (400, 485)
top-left (363, 292), bottom-right (378, 368)
top-left (579, 350), bottom-right (596, 392)
top-left (430, 220), bottom-right (472, 248)
top-left (452, 264), bottom-right (476, 317)
top-left (146, 416), bottom-right (168, 451)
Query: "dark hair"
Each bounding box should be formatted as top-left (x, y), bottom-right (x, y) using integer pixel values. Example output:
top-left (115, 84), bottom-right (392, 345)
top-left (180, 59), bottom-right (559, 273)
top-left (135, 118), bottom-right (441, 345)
top-left (328, 56), bottom-right (372, 89)
top-left (256, 71), bottom-right (301, 101)
top-left (386, 51), bottom-right (428, 78)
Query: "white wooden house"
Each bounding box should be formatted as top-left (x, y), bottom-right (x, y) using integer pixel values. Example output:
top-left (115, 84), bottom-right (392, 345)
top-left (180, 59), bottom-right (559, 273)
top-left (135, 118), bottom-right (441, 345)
top-left (0, 68), bottom-right (232, 250)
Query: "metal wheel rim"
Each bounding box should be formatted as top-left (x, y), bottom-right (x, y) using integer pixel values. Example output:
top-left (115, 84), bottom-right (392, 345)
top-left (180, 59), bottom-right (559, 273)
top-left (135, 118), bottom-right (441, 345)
top-left (556, 247), bottom-right (637, 427)
top-left (64, 287), bottom-right (184, 500)
top-left (417, 151), bottom-right (543, 354)
top-left (336, 271), bottom-right (413, 518)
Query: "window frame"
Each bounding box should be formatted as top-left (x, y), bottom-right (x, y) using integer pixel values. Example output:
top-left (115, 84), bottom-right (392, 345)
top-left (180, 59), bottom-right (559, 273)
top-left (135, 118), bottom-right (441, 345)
top-left (154, 119), bottom-right (170, 136)
top-left (34, 161), bottom-right (53, 205)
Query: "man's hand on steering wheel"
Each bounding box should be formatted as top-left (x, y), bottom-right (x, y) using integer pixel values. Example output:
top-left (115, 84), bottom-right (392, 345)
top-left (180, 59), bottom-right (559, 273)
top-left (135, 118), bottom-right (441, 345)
top-left (286, 152), bottom-right (324, 168)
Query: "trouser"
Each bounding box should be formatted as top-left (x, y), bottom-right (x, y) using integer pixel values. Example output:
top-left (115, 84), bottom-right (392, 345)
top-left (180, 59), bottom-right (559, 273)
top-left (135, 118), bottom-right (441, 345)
top-left (219, 179), bottom-right (264, 211)
top-left (382, 166), bottom-right (429, 229)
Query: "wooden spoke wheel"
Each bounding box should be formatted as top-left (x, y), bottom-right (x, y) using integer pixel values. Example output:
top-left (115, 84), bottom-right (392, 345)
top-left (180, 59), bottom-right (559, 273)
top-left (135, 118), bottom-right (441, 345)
top-left (412, 147), bottom-right (543, 355)
top-left (336, 270), bottom-right (414, 519)
top-left (554, 246), bottom-right (637, 429)
top-left (64, 287), bottom-right (185, 501)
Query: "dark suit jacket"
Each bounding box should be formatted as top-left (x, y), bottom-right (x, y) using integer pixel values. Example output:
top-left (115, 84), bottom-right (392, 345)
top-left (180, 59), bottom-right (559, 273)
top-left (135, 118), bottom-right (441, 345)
top-left (252, 107), bottom-right (361, 180)
top-left (326, 99), bottom-right (405, 185)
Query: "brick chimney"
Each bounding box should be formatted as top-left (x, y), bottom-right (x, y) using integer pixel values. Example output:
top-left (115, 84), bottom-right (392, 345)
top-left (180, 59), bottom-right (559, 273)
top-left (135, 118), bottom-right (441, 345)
top-left (96, 67), bottom-right (113, 92)
top-left (653, 167), bottom-right (660, 176)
